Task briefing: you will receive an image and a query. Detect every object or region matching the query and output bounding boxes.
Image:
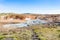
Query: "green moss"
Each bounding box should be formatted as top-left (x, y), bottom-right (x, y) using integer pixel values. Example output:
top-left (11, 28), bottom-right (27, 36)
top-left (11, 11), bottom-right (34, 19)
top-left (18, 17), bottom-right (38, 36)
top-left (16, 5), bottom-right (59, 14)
top-left (0, 35), bottom-right (5, 40)
top-left (57, 30), bottom-right (60, 32)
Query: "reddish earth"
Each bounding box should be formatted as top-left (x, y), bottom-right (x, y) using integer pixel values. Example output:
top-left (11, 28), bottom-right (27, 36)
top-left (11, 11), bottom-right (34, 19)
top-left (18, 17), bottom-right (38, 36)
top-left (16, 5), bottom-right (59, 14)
top-left (0, 14), bottom-right (37, 23)
top-left (0, 13), bottom-right (60, 32)
top-left (0, 14), bottom-right (60, 23)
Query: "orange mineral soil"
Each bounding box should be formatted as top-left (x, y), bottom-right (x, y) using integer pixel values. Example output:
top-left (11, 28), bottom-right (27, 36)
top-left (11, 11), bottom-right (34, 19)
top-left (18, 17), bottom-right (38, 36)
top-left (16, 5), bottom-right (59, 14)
top-left (0, 14), bottom-right (60, 23)
top-left (0, 14), bottom-right (37, 23)
top-left (0, 13), bottom-right (60, 31)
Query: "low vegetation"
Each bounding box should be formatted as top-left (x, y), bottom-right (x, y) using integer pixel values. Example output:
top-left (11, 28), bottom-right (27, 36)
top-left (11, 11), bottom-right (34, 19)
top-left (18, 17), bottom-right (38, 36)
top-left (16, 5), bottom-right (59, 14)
top-left (0, 24), bottom-right (60, 40)
top-left (0, 13), bottom-right (60, 40)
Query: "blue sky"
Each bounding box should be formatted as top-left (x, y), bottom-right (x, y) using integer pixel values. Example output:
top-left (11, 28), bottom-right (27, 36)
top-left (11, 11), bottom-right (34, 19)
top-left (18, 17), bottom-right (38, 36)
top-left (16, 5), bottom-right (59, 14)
top-left (0, 0), bottom-right (60, 14)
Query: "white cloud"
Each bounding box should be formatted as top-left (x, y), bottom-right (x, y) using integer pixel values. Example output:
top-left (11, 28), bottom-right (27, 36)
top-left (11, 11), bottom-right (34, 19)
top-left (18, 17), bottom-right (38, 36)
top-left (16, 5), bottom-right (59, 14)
top-left (0, 3), bottom-right (60, 14)
top-left (39, 10), bottom-right (60, 14)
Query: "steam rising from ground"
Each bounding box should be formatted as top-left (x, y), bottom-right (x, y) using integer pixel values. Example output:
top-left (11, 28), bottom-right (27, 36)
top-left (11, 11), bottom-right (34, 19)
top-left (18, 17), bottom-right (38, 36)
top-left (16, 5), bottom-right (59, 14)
top-left (3, 19), bottom-right (47, 28)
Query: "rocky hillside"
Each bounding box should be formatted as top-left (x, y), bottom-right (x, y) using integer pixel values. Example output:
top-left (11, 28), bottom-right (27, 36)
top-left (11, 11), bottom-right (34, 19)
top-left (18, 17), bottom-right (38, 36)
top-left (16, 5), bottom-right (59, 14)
top-left (0, 13), bottom-right (60, 22)
top-left (0, 13), bottom-right (60, 40)
top-left (0, 13), bottom-right (60, 26)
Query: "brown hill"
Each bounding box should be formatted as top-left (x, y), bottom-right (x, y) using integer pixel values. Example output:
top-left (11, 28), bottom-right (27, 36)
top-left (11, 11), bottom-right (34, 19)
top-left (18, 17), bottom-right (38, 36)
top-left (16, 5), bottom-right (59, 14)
top-left (0, 13), bottom-right (60, 23)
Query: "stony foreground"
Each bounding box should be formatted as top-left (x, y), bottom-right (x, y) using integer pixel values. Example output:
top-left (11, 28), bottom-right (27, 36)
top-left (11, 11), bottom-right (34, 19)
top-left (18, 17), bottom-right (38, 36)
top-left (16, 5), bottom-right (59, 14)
top-left (0, 25), bottom-right (60, 40)
top-left (0, 13), bottom-right (60, 40)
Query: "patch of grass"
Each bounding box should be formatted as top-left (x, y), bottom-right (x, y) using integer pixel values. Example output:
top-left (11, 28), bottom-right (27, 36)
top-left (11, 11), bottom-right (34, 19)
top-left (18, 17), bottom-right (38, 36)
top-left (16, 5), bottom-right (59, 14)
top-left (0, 24), bottom-right (60, 40)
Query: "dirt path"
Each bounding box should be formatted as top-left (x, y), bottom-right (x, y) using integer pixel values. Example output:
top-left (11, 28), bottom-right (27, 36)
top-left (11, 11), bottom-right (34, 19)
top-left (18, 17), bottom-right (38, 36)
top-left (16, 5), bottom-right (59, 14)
top-left (32, 29), bottom-right (41, 40)
top-left (3, 38), bottom-right (14, 40)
